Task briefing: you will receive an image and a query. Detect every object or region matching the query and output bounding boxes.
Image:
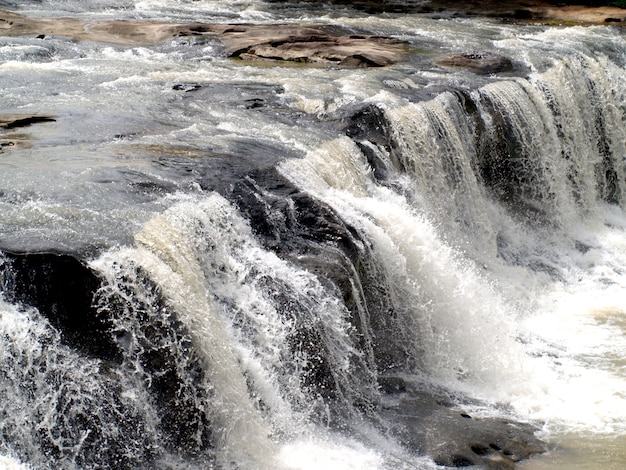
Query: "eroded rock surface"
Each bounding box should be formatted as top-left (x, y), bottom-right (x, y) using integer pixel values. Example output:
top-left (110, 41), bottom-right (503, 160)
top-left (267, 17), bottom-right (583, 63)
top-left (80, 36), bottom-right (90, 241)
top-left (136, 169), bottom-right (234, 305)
top-left (218, 25), bottom-right (406, 66)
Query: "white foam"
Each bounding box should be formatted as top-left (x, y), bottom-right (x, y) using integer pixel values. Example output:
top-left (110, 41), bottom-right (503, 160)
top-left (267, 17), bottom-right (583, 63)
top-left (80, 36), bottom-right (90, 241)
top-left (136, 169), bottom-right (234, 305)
top-left (0, 455), bottom-right (30, 470)
top-left (279, 437), bottom-right (384, 470)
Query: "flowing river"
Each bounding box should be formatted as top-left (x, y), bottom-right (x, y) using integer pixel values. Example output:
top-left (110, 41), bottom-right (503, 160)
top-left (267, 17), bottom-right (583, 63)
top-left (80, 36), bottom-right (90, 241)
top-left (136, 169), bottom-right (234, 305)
top-left (0, 1), bottom-right (625, 469)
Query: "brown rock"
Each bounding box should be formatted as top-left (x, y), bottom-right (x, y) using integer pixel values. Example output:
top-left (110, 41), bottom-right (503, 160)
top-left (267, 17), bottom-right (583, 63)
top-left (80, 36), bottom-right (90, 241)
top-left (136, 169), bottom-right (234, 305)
top-left (266, 1), bottom-right (626, 25)
top-left (0, 9), bottom-right (204, 46)
top-left (434, 52), bottom-right (515, 75)
top-left (220, 25), bottom-right (406, 66)
top-left (0, 10), bottom-right (406, 67)
top-left (186, 23), bottom-right (406, 66)
top-left (0, 114), bottom-right (55, 152)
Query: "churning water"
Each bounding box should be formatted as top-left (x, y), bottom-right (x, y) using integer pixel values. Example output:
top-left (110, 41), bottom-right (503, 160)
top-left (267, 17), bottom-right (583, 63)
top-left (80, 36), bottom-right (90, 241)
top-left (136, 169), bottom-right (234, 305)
top-left (0, 1), bottom-right (625, 468)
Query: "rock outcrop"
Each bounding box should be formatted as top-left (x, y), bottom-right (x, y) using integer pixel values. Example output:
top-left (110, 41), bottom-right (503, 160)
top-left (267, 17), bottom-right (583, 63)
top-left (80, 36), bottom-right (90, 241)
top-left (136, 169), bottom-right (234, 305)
top-left (216, 24), bottom-right (406, 66)
top-left (267, 0), bottom-right (626, 24)
top-left (0, 251), bottom-right (214, 464)
top-left (0, 10), bottom-right (406, 66)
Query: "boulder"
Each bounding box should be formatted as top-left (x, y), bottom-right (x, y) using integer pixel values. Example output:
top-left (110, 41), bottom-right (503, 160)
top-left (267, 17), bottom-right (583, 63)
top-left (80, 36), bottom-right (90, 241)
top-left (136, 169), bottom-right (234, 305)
top-left (215, 24), bottom-right (407, 66)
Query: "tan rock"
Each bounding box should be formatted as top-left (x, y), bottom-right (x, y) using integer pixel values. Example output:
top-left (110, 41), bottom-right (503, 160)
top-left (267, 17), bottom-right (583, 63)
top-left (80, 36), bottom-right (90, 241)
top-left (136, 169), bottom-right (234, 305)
top-left (542, 5), bottom-right (626, 24)
top-left (0, 9), bottom-right (209, 46)
top-left (218, 25), bottom-right (406, 66)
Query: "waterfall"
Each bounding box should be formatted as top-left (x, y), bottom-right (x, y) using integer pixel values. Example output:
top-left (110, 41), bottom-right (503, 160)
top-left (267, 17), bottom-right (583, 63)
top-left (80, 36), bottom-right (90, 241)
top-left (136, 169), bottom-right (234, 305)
top-left (281, 47), bottom-right (626, 425)
top-left (88, 193), bottom-right (382, 469)
top-left (1, 7), bottom-right (626, 468)
top-left (279, 136), bottom-right (525, 395)
top-left (0, 294), bottom-right (161, 469)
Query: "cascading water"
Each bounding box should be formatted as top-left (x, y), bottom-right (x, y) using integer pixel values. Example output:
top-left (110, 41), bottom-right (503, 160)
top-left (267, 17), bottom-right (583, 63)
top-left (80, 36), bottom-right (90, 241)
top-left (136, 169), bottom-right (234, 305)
top-left (1, 1), bottom-right (626, 469)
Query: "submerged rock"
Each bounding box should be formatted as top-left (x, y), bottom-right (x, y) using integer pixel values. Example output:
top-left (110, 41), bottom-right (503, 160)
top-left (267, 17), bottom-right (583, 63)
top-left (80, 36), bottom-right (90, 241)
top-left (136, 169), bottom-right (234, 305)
top-left (434, 52), bottom-right (515, 75)
top-left (0, 114), bottom-right (56, 153)
top-left (379, 377), bottom-right (547, 469)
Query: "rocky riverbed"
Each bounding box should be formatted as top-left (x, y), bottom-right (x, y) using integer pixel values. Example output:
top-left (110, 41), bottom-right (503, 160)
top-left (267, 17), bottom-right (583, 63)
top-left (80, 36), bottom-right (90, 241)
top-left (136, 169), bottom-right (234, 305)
top-left (1, 1), bottom-right (624, 69)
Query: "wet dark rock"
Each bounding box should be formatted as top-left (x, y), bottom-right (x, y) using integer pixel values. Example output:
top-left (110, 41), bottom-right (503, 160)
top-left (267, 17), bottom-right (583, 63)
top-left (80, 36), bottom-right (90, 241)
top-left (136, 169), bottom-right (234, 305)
top-left (513, 9), bottom-right (536, 19)
top-left (379, 376), bottom-right (408, 393)
top-left (229, 168), bottom-right (381, 407)
top-left (434, 52), bottom-right (515, 75)
top-left (172, 83), bottom-right (202, 92)
top-left (344, 104), bottom-right (401, 181)
top-left (0, 140), bottom-right (15, 150)
top-left (245, 98), bottom-right (265, 108)
top-left (0, 251), bottom-right (213, 461)
top-left (575, 240), bottom-right (593, 253)
top-left (0, 251), bottom-right (119, 362)
top-left (93, 267), bottom-right (214, 459)
top-left (379, 377), bottom-right (547, 469)
top-left (473, 89), bottom-right (556, 224)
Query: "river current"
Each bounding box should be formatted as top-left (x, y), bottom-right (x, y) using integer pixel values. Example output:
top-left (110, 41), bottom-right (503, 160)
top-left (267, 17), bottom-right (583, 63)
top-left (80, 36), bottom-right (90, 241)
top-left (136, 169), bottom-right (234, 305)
top-left (0, 1), bottom-right (625, 469)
